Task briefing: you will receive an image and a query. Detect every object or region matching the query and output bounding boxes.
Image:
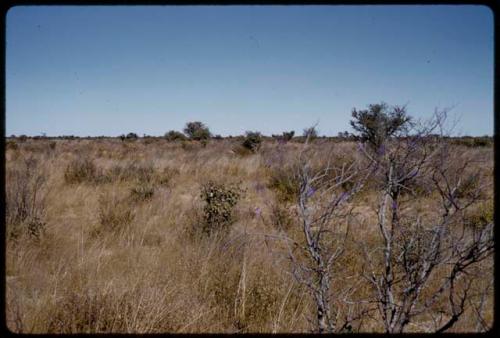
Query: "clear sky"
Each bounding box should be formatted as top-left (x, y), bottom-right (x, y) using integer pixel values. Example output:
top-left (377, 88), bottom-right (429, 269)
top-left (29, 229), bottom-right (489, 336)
top-left (6, 5), bottom-right (493, 137)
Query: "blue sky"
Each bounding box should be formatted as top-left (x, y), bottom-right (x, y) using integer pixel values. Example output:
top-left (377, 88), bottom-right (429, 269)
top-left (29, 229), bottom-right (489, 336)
top-left (6, 5), bottom-right (493, 136)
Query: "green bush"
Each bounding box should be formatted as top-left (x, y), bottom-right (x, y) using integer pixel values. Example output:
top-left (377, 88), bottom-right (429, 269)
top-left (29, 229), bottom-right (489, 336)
top-left (126, 132), bottom-right (138, 139)
top-left (200, 181), bottom-right (242, 235)
top-left (184, 121), bottom-right (211, 141)
top-left (242, 131), bottom-right (262, 152)
top-left (164, 130), bottom-right (187, 141)
top-left (282, 130), bottom-right (295, 142)
top-left (350, 102), bottom-right (411, 151)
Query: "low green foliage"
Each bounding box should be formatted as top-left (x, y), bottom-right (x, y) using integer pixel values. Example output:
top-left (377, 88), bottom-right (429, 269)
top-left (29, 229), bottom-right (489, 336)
top-left (200, 181), bottom-right (242, 235)
top-left (242, 131), bottom-right (262, 152)
top-left (164, 130), bottom-right (187, 141)
top-left (184, 121), bottom-right (211, 141)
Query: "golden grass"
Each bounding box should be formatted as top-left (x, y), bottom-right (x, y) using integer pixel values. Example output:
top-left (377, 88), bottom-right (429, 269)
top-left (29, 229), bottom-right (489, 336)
top-left (5, 138), bottom-right (494, 333)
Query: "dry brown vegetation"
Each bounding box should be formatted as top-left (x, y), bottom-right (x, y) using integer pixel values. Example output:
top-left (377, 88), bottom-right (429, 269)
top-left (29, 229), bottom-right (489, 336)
top-left (5, 136), bottom-right (493, 333)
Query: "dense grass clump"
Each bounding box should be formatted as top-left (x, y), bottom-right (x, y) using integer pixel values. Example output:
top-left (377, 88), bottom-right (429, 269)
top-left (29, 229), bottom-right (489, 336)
top-left (94, 192), bottom-right (135, 236)
top-left (6, 157), bottom-right (47, 239)
top-left (268, 167), bottom-right (299, 203)
top-left (64, 157), bottom-right (98, 184)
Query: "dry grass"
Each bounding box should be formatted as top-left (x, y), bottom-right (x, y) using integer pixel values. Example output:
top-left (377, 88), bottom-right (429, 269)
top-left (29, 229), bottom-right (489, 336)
top-left (5, 138), bottom-right (494, 333)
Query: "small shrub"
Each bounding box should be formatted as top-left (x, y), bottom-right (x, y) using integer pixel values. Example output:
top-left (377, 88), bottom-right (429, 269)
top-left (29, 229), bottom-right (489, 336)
top-left (232, 144), bottom-right (253, 157)
top-left (350, 102), bottom-right (411, 151)
top-left (64, 157), bottom-right (97, 184)
top-left (164, 130), bottom-right (187, 141)
top-left (282, 130), bottom-right (295, 142)
top-left (242, 131), bottom-right (262, 152)
top-left (126, 132), bottom-right (138, 140)
top-left (184, 121), bottom-right (211, 141)
top-left (302, 126), bottom-right (318, 141)
top-left (200, 181), bottom-right (242, 235)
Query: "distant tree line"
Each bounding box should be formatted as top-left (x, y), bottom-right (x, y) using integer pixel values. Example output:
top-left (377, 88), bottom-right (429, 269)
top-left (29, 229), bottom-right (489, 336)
top-left (6, 120), bottom-right (493, 148)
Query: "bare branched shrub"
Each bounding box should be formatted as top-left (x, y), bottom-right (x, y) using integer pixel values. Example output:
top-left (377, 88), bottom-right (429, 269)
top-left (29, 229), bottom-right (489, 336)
top-left (6, 157), bottom-right (47, 240)
top-left (270, 137), bottom-right (372, 333)
top-left (352, 106), bottom-right (494, 333)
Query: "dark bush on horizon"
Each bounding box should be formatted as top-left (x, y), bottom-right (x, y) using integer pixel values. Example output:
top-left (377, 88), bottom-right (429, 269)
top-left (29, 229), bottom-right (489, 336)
top-left (184, 121), bottom-right (211, 141)
top-left (164, 130), bottom-right (187, 141)
top-left (350, 102), bottom-right (411, 151)
top-left (303, 126), bottom-right (318, 141)
top-left (242, 131), bottom-right (262, 152)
